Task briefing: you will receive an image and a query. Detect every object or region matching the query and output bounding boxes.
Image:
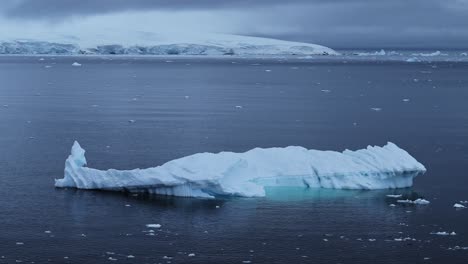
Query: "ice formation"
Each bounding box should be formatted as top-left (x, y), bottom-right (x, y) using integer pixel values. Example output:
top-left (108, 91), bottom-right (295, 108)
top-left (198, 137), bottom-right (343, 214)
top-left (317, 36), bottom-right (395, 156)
top-left (355, 49), bottom-right (386, 56)
top-left (55, 142), bottom-right (426, 198)
top-left (396, 198), bottom-right (430, 205)
top-left (411, 51), bottom-right (446, 57)
top-left (0, 33), bottom-right (337, 56)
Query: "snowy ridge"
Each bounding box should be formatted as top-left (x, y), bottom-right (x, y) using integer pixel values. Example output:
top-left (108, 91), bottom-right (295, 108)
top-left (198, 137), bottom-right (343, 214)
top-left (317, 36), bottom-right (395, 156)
top-left (55, 142), bottom-right (426, 198)
top-left (0, 33), bottom-right (337, 56)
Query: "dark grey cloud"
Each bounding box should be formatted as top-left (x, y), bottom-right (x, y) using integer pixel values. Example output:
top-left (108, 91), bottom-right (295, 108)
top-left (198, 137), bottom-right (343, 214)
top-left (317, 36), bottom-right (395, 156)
top-left (1, 0), bottom-right (468, 49)
top-left (1, 0), bottom-right (301, 18)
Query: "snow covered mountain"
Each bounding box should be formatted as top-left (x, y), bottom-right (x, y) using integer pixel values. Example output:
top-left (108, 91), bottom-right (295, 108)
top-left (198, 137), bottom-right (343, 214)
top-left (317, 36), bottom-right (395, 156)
top-left (0, 32), bottom-right (337, 56)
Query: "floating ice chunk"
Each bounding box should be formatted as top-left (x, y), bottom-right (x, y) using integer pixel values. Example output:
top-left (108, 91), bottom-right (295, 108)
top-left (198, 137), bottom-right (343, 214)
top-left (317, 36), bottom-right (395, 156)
top-left (55, 141), bottom-right (426, 198)
top-left (454, 203), bottom-right (466, 209)
top-left (386, 194), bottom-right (402, 198)
top-left (402, 99), bottom-right (410, 102)
top-left (188, 253), bottom-right (196, 257)
top-left (397, 198), bottom-right (430, 205)
top-left (406, 58), bottom-right (421, 63)
top-left (146, 224), bottom-right (161, 228)
top-left (355, 49), bottom-right (386, 56)
top-left (431, 231), bottom-right (456, 236)
top-left (370, 108), bottom-right (382, 112)
top-left (394, 237), bottom-right (415, 242)
top-left (72, 62), bottom-right (82, 67)
top-left (411, 51), bottom-right (445, 57)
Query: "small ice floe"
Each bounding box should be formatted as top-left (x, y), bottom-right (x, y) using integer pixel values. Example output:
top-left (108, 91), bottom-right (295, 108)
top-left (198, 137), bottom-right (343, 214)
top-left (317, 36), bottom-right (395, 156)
top-left (108, 257), bottom-right (117, 261)
top-left (215, 205), bottom-right (220, 209)
top-left (127, 255), bottom-right (135, 259)
top-left (16, 242), bottom-right (24, 245)
top-left (430, 231), bottom-right (456, 236)
top-left (397, 198), bottom-right (430, 205)
top-left (128, 119), bottom-right (135, 123)
top-left (448, 246), bottom-right (468, 251)
top-left (165, 60), bottom-right (173, 63)
top-left (44, 231), bottom-right (52, 234)
top-left (406, 57), bottom-right (421, 63)
top-left (72, 62), bottom-right (82, 67)
top-left (413, 79), bottom-right (419, 82)
top-left (242, 261), bottom-right (252, 264)
top-left (370, 107), bottom-right (382, 112)
top-left (321, 89), bottom-right (331, 93)
top-left (188, 253), bottom-right (196, 257)
top-left (389, 204), bottom-right (396, 207)
top-left (45, 65), bottom-right (52, 68)
top-left (125, 204), bottom-right (131, 207)
top-left (368, 238), bottom-right (376, 242)
top-left (184, 95), bottom-right (190, 99)
top-left (39, 58), bottom-right (45, 61)
top-left (235, 105), bottom-right (243, 109)
top-left (3, 104), bottom-right (8, 108)
top-left (453, 203), bottom-right (466, 209)
top-left (459, 201), bottom-right (468, 204)
top-left (265, 69), bottom-right (272, 72)
top-left (402, 99), bottom-right (410, 102)
top-left (394, 237), bottom-right (416, 242)
top-left (146, 224), bottom-right (161, 229)
top-left (386, 194), bottom-right (403, 198)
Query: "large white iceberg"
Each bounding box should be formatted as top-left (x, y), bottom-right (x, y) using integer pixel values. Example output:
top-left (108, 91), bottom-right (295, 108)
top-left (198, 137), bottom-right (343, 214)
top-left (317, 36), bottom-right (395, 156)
top-left (55, 142), bottom-right (426, 198)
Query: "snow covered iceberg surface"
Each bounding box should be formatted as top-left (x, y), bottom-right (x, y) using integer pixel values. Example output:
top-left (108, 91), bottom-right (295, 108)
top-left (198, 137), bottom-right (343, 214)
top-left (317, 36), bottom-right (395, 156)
top-left (0, 33), bottom-right (337, 56)
top-left (55, 142), bottom-right (426, 198)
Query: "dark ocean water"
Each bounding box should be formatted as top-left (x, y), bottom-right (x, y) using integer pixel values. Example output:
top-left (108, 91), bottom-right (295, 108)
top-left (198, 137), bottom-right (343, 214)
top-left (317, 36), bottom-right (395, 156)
top-left (0, 56), bottom-right (467, 263)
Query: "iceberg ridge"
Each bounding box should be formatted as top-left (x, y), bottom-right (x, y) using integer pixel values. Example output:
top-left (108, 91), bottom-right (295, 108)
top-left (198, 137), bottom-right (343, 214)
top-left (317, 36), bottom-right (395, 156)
top-left (55, 142), bottom-right (426, 198)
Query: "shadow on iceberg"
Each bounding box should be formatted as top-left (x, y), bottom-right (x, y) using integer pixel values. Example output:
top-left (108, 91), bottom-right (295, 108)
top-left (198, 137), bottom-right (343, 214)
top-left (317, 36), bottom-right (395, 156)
top-left (55, 141), bottom-right (426, 198)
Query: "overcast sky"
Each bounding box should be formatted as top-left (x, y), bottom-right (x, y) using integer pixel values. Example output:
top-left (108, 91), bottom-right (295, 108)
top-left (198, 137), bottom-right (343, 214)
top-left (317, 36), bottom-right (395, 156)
top-left (1, 0), bottom-right (468, 49)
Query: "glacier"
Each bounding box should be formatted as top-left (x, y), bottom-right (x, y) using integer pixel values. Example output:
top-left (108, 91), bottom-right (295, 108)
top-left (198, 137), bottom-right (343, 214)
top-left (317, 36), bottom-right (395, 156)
top-left (0, 33), bottom-right (337, 56)
top-left (55, 142), bottom-right (426, 198)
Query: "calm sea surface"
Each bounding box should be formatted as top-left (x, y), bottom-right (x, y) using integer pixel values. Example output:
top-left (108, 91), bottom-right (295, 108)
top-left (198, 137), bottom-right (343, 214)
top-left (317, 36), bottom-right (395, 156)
top-left (0, 55), bottom-right (468, 263)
